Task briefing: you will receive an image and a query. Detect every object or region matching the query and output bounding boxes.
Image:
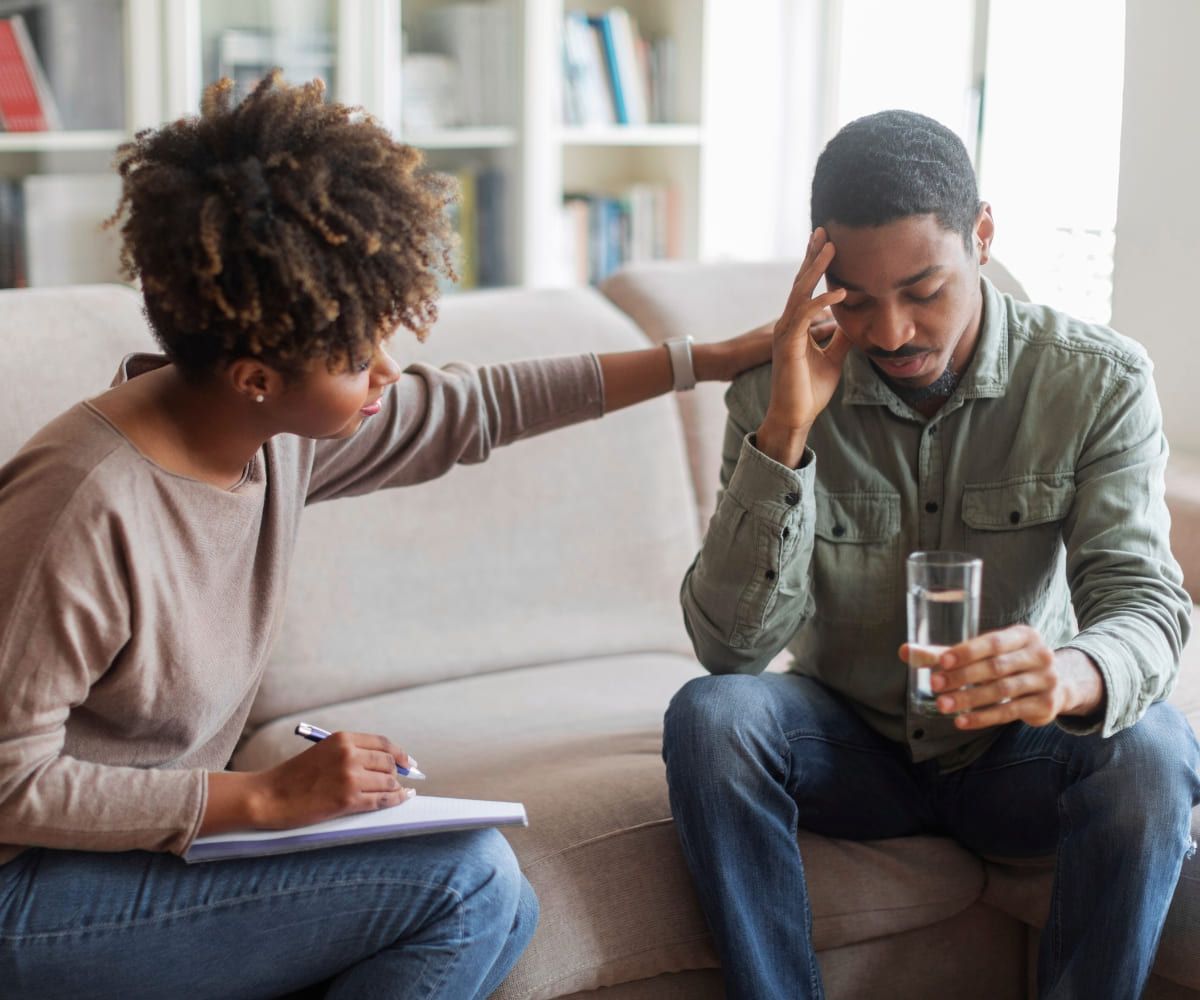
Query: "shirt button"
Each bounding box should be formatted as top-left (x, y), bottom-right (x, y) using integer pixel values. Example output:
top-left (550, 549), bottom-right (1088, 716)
top-left (781, 527), bottom-right (790, 539)
top-left (1009, 510), bottom-right (1021, 524)
top-left (925, 501), bottom-right (939, 513)
top-left (765, 569), bottom-right (777, 581)
top-left (913, 728), bottom-right (925, 740)
top-left (832, 524), bottom-right (846, 537)
top-left (784, 492), bottom-right (800, 506)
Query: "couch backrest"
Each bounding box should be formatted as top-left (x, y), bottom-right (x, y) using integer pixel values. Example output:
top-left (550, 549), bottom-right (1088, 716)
top-left (0, 284), bottom-right (156, 461)
top-left (249, 287), bottom-right (701, 725)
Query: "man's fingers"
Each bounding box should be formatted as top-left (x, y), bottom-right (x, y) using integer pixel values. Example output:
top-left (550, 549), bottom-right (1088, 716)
top-left (934, 640), bottom-right (1054, 693)
top-left (936, 668), bottom-right (1046, 715)
top-left (940, 625), bottom-right (1039, 669)
top-left (779, 241), bottom-right (837, 329)
top-left (951, 691), bottom-right (1059, 730)
top-left (814, 328), bottom-right (851, 370)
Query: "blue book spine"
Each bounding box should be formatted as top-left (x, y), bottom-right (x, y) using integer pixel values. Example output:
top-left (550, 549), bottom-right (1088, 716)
top-left (590, 14), bottom-right (627, 124)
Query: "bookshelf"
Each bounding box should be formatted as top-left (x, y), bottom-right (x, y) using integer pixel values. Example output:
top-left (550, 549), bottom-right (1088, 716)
top-left (0, 0), bottom-right (738, 292)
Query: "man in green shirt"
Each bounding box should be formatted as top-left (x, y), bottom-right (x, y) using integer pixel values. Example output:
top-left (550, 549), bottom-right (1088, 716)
top-left (664, 110), bottom-right (1200, 999)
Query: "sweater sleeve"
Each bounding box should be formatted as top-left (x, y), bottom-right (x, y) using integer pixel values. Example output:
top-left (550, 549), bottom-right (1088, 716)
top-left (305, 354), bottom-right (605, 503)
top-left (0, 444), bottom-right (205, 859)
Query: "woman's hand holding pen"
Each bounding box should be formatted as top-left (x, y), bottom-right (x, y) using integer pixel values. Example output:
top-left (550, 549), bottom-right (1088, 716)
top-left (254, 731), bottom-right (416, 828)
top-left (202, 730), bottom-right (416, 835)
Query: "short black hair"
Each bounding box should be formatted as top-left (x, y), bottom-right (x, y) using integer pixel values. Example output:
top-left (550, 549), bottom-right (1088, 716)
top-left (811, 110), bottom-right (980, 249)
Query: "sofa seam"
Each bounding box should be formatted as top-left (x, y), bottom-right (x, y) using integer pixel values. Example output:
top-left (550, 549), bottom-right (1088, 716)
top-left (521, 817), bottom-right (675, 869)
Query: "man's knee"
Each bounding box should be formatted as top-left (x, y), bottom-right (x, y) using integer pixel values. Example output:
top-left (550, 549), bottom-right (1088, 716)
top-left (664, 675), bottom-right (778, 750)
top-left (663, 674), bottom-right (785, 789)
top-left (1080, 703), bottom-right (1200, 837)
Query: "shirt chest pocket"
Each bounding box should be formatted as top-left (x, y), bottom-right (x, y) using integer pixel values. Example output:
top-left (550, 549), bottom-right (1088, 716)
top-left (961, 476), bottom-right (1075, 625)
top-left (812, 491), bottom-right (901, 626)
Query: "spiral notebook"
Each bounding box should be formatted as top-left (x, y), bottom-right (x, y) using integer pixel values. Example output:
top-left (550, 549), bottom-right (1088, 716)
top-left (185, 795), bottom-right (528, 863)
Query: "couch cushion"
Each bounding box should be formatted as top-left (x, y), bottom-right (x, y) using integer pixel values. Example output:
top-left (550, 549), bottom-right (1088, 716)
top-left (249, 287), bottom-right (701, 725)
top-left (0, 284), bottom-right (156, 462)
top-left (235, 655), bottom-right (986, 999)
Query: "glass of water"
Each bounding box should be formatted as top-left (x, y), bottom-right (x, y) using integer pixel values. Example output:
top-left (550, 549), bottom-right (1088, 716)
top-left (906, 551), bottom-right (982, 718)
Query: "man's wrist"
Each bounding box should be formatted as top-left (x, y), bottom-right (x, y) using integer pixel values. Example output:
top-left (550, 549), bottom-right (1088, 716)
top-left (755, 416), bottom-right (810, 469)
top-left (1056, 648), bottom-right (1106, 718)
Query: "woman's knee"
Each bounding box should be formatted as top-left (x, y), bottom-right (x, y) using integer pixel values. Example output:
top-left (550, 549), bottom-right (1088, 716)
top-left (460, 829), bottom-right (526, 913)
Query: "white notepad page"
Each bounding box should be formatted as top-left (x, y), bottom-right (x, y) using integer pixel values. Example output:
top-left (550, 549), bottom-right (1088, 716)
top-left (185, 795), bottom-right (528, 863)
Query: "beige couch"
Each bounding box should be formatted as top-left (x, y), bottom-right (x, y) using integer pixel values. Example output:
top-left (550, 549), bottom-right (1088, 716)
top-left (0, 267), bottom-right (1197, 999)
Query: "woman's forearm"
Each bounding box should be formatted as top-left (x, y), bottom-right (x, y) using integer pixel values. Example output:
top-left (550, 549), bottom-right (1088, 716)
top-left (597, 346), bottom-right (675, 412)
top-left (597, 334), bottom-right (772, 412)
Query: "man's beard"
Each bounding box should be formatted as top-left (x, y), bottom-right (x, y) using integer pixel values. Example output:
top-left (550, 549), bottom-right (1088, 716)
top-left (873, 357), bottom-right (961, 405)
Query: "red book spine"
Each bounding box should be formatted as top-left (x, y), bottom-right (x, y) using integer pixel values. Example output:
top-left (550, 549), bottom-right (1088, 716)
top-left (0, 16), bottom-right (52, 132)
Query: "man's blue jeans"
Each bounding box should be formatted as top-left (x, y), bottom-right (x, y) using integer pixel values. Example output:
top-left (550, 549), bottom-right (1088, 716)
top-left (663, 673), bottom-right (1200, 1000)
top-left (0, 827), bottom-right (536, 999)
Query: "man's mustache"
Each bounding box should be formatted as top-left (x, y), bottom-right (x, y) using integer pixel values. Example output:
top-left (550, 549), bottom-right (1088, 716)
top-left (866, 346), bottom-right (927, 360)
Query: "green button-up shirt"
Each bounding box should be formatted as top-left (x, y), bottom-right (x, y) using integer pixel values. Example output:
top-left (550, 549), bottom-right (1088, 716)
top-left (681, 278), bottom-right (1191, 768)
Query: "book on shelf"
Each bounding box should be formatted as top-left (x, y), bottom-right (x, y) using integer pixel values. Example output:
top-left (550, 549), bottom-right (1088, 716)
top-left (0, 178), bottom-right (26, 289)
top-left (410, 2), bottom-right (515, 129)
top-left (591, 14), bottom-right (629, 125)
top-left (451, 167), bottom-right (478, 290)
top-left (562, 8), bottom-right (675, 128)
top-left (447, 164), bottom-right (507, 292)
top-left (0, 13), bottom-right (62, 132)
top-left (216, 27), bottom-right (334, 102)
top-left (600, 8), bottom-right (648, 126)
top-left (560, 183), bottom-right (680, 285)
top-left (561, 11), bottom-right (615, 127)
top-left (33, 0), bottom-right (124, 131)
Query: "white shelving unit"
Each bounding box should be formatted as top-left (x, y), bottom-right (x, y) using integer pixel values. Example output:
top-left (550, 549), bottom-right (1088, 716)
top-left (1, 0), bottom-right (747, 290)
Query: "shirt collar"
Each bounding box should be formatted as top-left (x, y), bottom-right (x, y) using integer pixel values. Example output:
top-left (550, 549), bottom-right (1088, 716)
top-left (841, 276), bottom-right (1010, 406)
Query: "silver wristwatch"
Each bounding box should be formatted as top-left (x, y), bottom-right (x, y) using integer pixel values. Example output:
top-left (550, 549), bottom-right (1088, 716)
top-left (665, 336), bottom-right (696, 392)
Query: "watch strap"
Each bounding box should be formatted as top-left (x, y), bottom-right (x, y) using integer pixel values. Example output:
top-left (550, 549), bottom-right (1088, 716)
top-left (665, 336), bottom-right (696, 392)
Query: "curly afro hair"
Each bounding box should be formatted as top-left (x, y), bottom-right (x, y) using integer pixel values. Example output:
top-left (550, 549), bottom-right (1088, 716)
top-left (811, 109), bottom-right (980, 250)
top-left (108, 71), bottom-right (458, 381)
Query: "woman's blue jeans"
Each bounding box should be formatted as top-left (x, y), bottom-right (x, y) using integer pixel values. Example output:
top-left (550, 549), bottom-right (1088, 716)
top-left (663, 672), bottom-right (1200, 1000)
top-left (0, 826), bottom-right (536, 999)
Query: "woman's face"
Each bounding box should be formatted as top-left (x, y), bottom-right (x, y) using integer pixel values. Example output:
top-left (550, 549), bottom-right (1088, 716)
top-left (277, 341), bottom-right (404, 440)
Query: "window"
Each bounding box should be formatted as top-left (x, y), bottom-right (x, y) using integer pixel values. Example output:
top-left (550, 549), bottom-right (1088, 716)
top-left (977, 0), bottom-right (1125, 323)
top-left (822, 0), bottom-right (1126, 322)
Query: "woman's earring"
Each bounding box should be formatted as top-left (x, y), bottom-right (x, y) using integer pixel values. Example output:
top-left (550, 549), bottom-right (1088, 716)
top-left (254, 394), bottom-right (265, 403)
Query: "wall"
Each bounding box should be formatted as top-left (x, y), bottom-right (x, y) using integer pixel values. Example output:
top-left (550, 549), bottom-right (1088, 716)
top-left (1110, 0), bottom-right (1200, 456)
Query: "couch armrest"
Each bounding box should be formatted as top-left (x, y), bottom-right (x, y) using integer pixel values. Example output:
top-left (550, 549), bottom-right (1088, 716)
top-left (1166, 455), bottom-right (1200, 603)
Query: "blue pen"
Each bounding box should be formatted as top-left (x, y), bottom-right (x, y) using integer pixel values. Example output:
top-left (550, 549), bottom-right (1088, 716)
top-left (294, 722), bottom-right (426, 780)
